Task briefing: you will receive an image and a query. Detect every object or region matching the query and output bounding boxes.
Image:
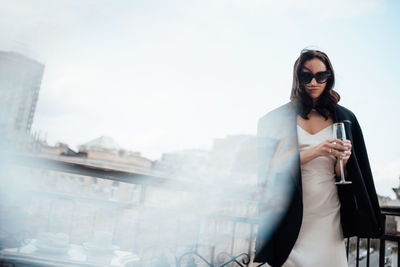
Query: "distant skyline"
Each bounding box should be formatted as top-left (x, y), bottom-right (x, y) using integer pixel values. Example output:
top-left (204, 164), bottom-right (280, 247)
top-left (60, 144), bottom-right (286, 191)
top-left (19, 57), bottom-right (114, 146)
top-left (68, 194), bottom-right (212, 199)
top-left (0, 0), bottom-right (399, 197)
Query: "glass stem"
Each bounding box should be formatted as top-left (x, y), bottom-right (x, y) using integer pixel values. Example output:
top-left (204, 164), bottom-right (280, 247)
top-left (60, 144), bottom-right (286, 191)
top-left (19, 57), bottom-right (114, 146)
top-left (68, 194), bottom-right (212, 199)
top-left (339, 159), bottom-right (345, 182)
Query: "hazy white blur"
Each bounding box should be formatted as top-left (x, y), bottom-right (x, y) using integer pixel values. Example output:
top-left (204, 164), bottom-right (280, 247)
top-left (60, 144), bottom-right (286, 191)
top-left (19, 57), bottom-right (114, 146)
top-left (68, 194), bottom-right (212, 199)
top-left (0, 53), bottom-right (292, 265)
top-left (1, 0), bottom-right (400, 266)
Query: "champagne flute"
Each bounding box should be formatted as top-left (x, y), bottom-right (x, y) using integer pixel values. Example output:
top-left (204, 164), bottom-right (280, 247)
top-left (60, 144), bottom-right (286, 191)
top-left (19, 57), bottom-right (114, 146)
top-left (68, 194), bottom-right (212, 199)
top-left (333, 122), bottom-right (352, 185)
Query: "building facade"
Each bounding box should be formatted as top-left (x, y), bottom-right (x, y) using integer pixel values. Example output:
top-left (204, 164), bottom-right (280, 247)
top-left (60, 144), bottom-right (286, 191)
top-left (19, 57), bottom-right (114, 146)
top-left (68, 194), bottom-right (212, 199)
top-left (0, 51), bottom-right (44, 133)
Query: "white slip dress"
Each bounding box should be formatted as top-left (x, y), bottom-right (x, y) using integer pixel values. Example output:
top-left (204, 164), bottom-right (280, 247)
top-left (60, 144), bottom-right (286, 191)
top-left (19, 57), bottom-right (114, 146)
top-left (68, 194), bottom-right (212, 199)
top-left (282, 125), bottom-right (348, 267)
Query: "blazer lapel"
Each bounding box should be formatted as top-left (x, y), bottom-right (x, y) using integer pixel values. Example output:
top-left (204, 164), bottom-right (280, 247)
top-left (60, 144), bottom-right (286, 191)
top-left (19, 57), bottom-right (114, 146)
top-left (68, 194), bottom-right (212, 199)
top-left (288, 104), bottom-right (302, 198)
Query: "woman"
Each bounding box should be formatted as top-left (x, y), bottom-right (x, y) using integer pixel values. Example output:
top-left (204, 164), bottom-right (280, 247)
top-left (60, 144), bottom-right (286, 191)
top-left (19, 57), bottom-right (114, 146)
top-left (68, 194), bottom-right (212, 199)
top-left (254, 49), bottom-right (383, 267)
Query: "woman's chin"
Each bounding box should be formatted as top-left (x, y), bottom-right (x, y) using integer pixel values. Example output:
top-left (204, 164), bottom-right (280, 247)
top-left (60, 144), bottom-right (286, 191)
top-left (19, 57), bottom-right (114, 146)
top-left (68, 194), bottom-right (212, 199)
top-left (309, 93), bottom-right (322, 101)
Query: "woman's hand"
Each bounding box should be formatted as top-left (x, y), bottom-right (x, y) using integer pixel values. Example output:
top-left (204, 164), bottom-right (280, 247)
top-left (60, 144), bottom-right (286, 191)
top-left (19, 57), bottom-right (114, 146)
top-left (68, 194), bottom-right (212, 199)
top-left (334, 139), bottom-right (352, 178)
top-left (338, 140), bottom-right (352, 165)
top-left (299, 139), bottom-right (350, 165)
top-left (314, 138), bottom-right (348, 159)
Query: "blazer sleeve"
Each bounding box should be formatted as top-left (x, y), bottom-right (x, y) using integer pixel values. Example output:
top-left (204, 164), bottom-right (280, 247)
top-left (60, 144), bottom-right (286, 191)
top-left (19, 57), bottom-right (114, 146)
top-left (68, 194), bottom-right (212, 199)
top-left (352, 115), bottom-right (384, 236)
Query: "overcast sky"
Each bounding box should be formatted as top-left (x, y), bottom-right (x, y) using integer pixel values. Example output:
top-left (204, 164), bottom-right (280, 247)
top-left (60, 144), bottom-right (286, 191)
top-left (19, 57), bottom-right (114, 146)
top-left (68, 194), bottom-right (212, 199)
top-left (0, 0), bottom-right (399, 197)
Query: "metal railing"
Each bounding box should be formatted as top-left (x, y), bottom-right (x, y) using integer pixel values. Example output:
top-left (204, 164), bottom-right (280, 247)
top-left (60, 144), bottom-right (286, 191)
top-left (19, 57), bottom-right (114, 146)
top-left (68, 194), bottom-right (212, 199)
top-left (0, 153), bottom-right (259, 266)
top-left (1, 153), bottom-right (400, 267)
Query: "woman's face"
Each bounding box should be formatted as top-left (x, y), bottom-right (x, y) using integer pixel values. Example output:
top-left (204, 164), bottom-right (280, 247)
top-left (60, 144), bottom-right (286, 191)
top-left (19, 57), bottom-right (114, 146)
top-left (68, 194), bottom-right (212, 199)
top-left (301, 58), bottom-right (328, 102)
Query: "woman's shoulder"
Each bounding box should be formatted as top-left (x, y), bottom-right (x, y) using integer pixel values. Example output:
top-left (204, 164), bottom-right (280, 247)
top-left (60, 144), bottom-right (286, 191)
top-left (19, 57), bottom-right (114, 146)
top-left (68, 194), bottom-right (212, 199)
top-left (258, 102), bottom-right (294, 124)
top-left (336, 104), bottom-right (358, 122)
top-left (258, 102), bottom-right (296, 136)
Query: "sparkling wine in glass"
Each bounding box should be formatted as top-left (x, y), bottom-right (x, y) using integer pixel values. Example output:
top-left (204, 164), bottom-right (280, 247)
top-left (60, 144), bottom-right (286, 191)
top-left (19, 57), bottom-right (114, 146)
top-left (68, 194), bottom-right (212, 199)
top-left (333, 122), bottom-right (352, 185)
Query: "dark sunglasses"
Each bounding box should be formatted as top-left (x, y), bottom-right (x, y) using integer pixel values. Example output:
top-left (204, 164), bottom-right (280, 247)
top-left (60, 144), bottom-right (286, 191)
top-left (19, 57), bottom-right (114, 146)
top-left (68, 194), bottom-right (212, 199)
top-left (300, 70), bottom-right (331, 84)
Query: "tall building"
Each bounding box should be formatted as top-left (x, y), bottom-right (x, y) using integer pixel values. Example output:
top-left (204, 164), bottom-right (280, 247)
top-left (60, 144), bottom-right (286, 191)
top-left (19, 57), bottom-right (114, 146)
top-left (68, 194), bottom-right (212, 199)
top-left (0, 51), bottom-right (44, 133)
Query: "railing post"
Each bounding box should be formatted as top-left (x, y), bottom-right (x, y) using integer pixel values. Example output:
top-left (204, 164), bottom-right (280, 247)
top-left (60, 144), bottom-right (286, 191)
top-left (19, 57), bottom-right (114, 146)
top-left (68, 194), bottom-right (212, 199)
top-left (248, 223), bottom-right (255, 266)
top-left (379, 238), bottom-right (385, 267)
top-left (230, 221), bottom-right (237, 256)
top-left (366, 238), bottom-right (370, 267)
top-left (356, 237), bottom-right (360, 267)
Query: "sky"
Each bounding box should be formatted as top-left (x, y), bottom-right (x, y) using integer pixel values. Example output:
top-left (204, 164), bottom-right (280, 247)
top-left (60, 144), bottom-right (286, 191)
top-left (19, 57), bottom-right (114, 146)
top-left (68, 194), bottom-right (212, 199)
top-left (0, 0), bottom-right (399, 197)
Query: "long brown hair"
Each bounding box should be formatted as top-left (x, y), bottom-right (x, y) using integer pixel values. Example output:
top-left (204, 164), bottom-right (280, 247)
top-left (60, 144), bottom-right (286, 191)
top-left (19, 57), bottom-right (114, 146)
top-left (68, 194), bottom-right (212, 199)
top-left (290, 49), bottom-right (340, 120)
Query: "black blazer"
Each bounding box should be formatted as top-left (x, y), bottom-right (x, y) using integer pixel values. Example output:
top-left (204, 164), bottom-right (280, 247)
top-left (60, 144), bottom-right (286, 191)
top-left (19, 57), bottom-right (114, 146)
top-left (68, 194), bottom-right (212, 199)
top-left (254, 103), bottom-right (383, 267)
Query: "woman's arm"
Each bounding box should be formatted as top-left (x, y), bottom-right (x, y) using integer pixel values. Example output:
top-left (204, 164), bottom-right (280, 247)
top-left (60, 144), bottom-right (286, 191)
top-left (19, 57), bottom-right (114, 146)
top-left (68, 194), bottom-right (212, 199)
top-left (300, 139), bottom-right (348, 165)
top-left (299, 148), bottom-right (319, 165)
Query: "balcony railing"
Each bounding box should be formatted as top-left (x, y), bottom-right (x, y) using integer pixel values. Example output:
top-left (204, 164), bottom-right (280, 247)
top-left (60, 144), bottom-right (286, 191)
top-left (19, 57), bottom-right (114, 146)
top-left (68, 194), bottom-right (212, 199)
top-left (0, 153), bottom-right (399, 267)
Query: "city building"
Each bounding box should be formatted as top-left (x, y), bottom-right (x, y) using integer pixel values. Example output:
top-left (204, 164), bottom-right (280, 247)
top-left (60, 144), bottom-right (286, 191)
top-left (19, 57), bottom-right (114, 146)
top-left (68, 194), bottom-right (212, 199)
top-left (38, 135), bottom-right (153, 170)
top-left (154, 134), bottom-right (258, 185)
top-left (78, 136), bottom-right (153, 169)
top-left (0, 51), bottom-right (45, 133)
